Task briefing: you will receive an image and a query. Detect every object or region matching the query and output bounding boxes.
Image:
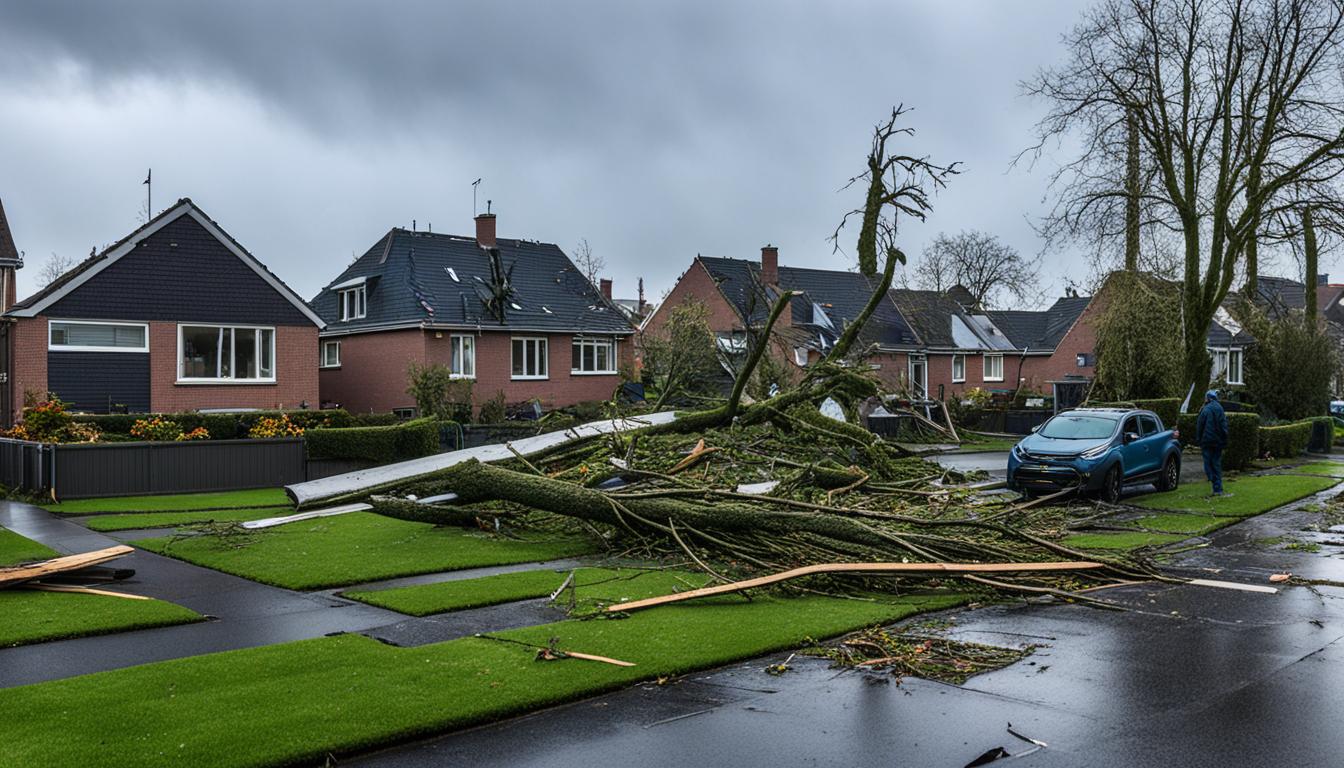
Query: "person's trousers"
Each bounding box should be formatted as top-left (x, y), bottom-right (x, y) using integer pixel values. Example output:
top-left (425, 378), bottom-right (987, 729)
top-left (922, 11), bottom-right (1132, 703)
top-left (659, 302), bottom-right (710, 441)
top-left (1202, 447), bottom-right (1224, 494)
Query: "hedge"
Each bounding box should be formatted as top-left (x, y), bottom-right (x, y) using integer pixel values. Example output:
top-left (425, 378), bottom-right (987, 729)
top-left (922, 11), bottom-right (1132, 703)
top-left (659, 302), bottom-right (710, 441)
top-left (1177, 411), bottom-right (1260, 470)
top-left (73, 409), bottom-right (353, 440)
top-left (1258, 421), bottom-right (1312, 460)
top-left (305, 418), bottom-right (444, 463)
top-left (1132, 398), bottom-right (1181, 428)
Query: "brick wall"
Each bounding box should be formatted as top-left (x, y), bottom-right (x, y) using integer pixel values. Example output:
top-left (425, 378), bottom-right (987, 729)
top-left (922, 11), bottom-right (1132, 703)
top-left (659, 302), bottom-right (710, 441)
top-left (641, 259), bottom-right (745, 340)
top-left (319, 328), bottom-right (427, 414)
top-left (1016, 298), bottom-right (1101, 391)
top-left (149, 323), bottom-right (319, 412)
top-left (11, 316), bottom-right (48, 412)
top-left (427, 330), bottom-right (631, 410)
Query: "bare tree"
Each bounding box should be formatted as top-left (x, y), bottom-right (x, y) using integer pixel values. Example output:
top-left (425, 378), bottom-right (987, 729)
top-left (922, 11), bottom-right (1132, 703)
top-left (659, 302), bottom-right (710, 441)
top-left (38, 252), bottom-right (76, 288)
top-left (907, 230), bottom-right (1041, 309)
top-left (1024, 0), bottom-right (1344, 393)
top-left (572, 238), bottom-right (605, 287)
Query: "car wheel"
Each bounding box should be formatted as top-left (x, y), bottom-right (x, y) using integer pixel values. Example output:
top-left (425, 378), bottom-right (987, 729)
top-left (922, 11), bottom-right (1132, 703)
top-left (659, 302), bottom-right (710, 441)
top-left (1099, 466), bottom-right (1122, 504)
top-left (1157, 456), bottom-right (1180, 492)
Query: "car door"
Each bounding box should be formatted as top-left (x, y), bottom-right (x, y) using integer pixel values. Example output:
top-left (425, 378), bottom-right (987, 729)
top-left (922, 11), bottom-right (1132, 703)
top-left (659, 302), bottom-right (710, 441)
top-left (1138, 414), bottom-right (1164, 475)
top-left (1118, 415), bottom-right (1147, 478)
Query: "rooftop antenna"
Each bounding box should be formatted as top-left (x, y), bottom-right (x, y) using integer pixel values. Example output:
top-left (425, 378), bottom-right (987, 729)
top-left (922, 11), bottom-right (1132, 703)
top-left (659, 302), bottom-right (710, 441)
top-left (487, 199), bottom-right (492, 214)
top-left (472, 178), bottom-right (482, 216)
top-left (412, 219), bottom-right (417, 232)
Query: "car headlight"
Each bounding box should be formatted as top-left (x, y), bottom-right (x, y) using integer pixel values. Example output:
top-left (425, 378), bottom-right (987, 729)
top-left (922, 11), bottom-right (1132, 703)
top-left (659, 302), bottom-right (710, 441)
top-left (1012, 443), bottom-right (1026, 459)
top-left (1080, 443), bottom-right (1110, 460)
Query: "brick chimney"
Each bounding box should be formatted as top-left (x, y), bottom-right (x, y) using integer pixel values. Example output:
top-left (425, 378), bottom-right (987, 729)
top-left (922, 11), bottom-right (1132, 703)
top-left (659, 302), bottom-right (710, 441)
top-left (761, 245), bottom-right (779, 285)
top-left (474, 212), bottom-right (497, 249)
top-left (600, 278), bottom-right (613, 300)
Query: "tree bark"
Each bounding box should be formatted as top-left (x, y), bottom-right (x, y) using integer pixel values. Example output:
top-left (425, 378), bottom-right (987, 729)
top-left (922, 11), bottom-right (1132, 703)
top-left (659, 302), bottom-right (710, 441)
top-left (1305, 206), bottom-right (1319, 328)
top-left (1124, 107), bottom-right (1140, 272)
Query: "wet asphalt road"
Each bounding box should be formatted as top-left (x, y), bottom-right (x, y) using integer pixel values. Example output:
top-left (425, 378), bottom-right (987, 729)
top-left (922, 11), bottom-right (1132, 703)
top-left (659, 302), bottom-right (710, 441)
top-left (351, 483), bottom-right (1344, 768)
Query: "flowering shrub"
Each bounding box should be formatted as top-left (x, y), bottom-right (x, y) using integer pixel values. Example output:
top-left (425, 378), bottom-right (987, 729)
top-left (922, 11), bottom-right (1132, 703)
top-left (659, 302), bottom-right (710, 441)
top-left (179, 426), bottom-right (211, 441)
top-left (5, 396), bottom-right (101, 443)
top-left (248, 414), bottom-right (304, 438)
top-left (131, 416), bottom-right (186, 442)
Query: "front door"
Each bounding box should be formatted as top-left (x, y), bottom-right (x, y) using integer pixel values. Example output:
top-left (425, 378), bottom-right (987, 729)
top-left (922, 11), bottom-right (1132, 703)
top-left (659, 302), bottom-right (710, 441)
top-left (908, 355), bottom-right (927, 400)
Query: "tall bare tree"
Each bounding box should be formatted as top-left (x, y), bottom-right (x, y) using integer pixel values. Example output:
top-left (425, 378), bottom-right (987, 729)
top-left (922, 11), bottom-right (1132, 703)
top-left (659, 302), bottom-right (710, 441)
top-left (572, 238), bottom-right (605, 287)
top-left (908, 230), bottom-right (1040, 309)
top-left (1025, 0), bottom-right (1344, 393)
top-left (38, 252), bottom-right (76, 288)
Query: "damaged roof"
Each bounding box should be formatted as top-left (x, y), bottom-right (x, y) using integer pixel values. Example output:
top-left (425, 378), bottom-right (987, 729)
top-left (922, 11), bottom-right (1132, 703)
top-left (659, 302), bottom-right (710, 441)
top-left (312, 229), bottom-right (633, 335)
top-left (987, 296), bottom-right (1091, 352)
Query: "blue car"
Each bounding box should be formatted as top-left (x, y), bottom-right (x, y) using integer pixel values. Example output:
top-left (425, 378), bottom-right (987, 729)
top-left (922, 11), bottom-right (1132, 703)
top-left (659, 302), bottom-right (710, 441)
top-left (1007, 407), bottom-right (1182, 502)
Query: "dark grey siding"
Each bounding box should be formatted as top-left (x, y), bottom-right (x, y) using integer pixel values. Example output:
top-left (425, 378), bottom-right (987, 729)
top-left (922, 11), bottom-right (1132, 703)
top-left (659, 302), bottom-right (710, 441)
top-left (44, 215), bottom-right (313, 326)
top-left (48, 352), bottom-right (150, 413)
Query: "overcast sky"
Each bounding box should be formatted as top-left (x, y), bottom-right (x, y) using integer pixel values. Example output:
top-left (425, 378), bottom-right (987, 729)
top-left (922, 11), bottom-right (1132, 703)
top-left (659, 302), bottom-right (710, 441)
top-left (0, 1), bottom-right (1117, 307)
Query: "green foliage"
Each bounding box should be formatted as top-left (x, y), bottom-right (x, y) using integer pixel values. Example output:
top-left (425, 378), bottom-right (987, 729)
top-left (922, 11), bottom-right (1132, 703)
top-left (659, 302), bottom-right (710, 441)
top-left (305, 418), bottom-right (443, 463)
top-left (406, 362), bottom-right (474, 422)
top-left (1133, 398), bottom-right (1181, 427)
top-left (73, 410), bottom-right (353, 440)
top-left (8, 396), bottom-right (100, 443)
top-left (1134, 472), bottom-right (1339, 516)
top-left (1258, 421), bottom-right (1312, 459)
top-left (350, 412), bottom-right (400, 427)
top-left (43, 488), bottom-right (291, 514)
top-left (1176, 411), bottom-right (1260, 470)
top-left (747, 344), bottom-right (794, 400)
top-left (478, 390), bottom-right (507, 424)
top-left (641, 298), bottom-right (721, 409)
top-left (1092, 273), bottom-right (1184, 400)
top-left (1241, 309), bottom-right (1337, 421)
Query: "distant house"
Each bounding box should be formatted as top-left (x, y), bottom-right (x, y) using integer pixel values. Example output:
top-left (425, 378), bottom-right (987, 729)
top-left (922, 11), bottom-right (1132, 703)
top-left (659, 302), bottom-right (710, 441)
top-left (0, 199), bottom-right (323, 424)
top-left (311, 213), bottom-right (634, 415)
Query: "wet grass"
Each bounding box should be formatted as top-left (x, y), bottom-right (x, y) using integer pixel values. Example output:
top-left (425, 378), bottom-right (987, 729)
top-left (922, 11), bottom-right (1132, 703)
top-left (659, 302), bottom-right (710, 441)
top-left (0, 526), bottom-right (59, 566)
top-left (952, 437), bottom-right (1019, 454)
top-left (1061, 531), bottom-right (1190, 550)
top-left (44, 488), bottom-right (291, 515)
top-left (0, 590), bottom-right (965, 767)
top-left (81, 506), bottom-right (292, 532)
top-left (134, 512), bottom-right (599, 590)
top-left (1130, 513), bottom-right (1232, 535)
top-left (1286, 461), bottom-right (1344, 478)
top-left (343, 567), bottom-right (713, 616)
top-left (1130, 474), bottom-right (1339, 517)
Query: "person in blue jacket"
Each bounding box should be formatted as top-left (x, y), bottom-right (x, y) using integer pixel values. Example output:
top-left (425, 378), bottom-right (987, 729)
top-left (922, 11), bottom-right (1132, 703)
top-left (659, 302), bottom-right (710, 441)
top-left (1196, 389), bottom-right (1230, 496)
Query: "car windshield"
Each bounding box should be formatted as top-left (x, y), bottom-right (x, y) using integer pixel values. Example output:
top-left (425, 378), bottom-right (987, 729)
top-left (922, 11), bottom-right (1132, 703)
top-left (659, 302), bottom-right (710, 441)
top-left (1038, 414), bottom-right (1118, 440)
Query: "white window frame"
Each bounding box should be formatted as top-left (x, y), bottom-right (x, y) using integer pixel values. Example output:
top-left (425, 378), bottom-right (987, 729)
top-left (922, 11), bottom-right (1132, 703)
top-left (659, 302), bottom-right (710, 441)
top-left (1209, 347), bottom-right (1244, 386)
top-left (449, 334), bottom-right (476, 379)
top-left (951, 353), bottom-right (966, 383)
top-left (177, 324), bottom-right (277, 384)
top-left (47, 319), bottom-right (149, 353)
top-left (339, 285), bottom-right (366, 321)
top-left (320, 340), bottom-right (341, 368)
top-left (983, 353), bottom-right (1004, 382)
top-left (908, 353), bottom-right (928, 398)
top-left (571, 336), bottom-right (618, 375)
top-left (511, 337), bottom-right (549, 380)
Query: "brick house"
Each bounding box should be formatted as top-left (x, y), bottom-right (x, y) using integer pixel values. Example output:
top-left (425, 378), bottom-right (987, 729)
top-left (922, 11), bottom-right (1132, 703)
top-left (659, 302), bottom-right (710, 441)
top-left (0, 198), bottom-right (323, 424)
top-left (312, 213), bottom-right (633, 415)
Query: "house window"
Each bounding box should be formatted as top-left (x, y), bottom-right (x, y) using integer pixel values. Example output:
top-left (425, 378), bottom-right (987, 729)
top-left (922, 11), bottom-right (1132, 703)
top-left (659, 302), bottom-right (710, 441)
top-left (983, 354), bottom-right (1004, 382)
top-left (571, 337), bottom-right (617, 374)
top-left (449, 335), bottom-right (475, 378)
top-left (48, 320), bottom-right (148, 352)
top-left (1210, 348), bottom-right (1244, 385)
top-left (511, 337), bottom-right (548, 379)
top-left (339, 285), bottom-right (366, 321)
top-left (794, 347), bottom-right (810, 367)
top-left (178, 325), bottom-right (275, 382)
top-left (951, 354), bottom-right (966, 383)
top-left (320, 340), bottom-right (341, 368)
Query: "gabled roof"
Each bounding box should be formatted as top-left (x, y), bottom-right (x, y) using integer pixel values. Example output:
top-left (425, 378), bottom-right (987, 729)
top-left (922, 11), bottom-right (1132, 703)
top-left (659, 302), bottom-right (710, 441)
top-left (986, 295), bottom-right (1090, 352)
top-left (0, 198), bottom-right (20, 268)
top-left (7, 198), bottom-right (323, 326)
top-left (312, 229), bottom-right (632, 336)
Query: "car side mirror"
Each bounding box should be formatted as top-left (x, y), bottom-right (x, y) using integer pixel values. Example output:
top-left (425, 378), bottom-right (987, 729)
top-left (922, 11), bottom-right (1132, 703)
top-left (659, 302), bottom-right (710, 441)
top-left (1030, 424), bottom-right (1040, 433)
top-left (1124, 432), bottom-right (1140, 444)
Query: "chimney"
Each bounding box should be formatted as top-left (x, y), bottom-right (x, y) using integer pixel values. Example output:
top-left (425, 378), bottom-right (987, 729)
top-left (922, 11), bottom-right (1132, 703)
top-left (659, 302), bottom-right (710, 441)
top-left (761, 244), bottom-right (779, 285)
top-left (1318, 273), bottom-right (1330, 287)
top-left (474, 212), bottom-right (497, 249)
top-left (600, 278), bottom-right (613, 300)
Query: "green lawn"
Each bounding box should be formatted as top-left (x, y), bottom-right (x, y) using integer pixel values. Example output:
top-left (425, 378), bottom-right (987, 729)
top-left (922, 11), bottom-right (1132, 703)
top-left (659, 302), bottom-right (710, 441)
top-left (344, 567), bottom-right (713, 616)
top-left (0, 527), bottom-right (201, 647)
top-left (135, 512), bottom-right (599, 590)
top-left (0, 526), bottom-right (59, 566)
top-left (1286, 461), bottom-right (1344, 478)
top-left (1062, 531), bottom-right (1191, 550)
top-left (953, 437), bottom-right (1019, 453)
top-left (1131, 473), bottom-right (1339, 517)
top-left (44, 488), bottom-right (291, 515)
top-left (0, 590), bottom-right (965, 767)
top-left (1129, 512), bottom-right (1232, 535)
top-left (82, 506), bottom-right (293, 532)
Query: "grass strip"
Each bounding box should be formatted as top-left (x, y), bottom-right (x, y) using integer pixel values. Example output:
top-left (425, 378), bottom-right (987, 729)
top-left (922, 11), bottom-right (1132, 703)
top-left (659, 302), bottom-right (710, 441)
top-left (1062, 531), bottom-right (1191, 550)
top-left (1132, 513), bottom-right (1232, 535)
top-left (0, 590), bottom-right (202, 648)
top-left (0, 526), bottom-right (59, 566)
top-left (952, 438), bottom-right (1019, 454)
top-left (343, 567), bottom-right (712, 616)
top-left (1285, 461), bottom-right (1344, 478)
top-left (82, 506), bottom-right (293, 532)
top-left (0, 591), bottom-right (965, 767)
top-left (134, 512), bottom-right (598, 590)
top-left (1131, 474), bottom-right (1339, 517)
top-left (44, 488), bottom-right (291, 515)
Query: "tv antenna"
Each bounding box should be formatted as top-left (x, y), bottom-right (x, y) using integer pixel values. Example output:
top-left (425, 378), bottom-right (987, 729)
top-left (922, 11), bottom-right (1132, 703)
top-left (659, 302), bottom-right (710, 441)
top-left (472, 178), bottom-right (482, 216)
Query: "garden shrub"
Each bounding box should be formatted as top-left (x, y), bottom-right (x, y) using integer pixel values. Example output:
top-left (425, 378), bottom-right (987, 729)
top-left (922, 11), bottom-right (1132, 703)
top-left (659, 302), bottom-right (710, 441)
top-left (1133, 398), bottom-right (1181, 428)
top-left (5, 397), bottom-right (100, 443)
top-left (1258, 421), bottom-right (1312, 459)
top-left (305, 418), bottom-right (443, 463)
top-left (129, 416), bottom-right (210, 442)
top-left (478, 391), bottom-right (507, 424)
top-left (248, 414), bottom-right (304, 439)
top-left (72, 409), bottom-right (352, 439)
top-left (350, 412), bottom-right (400, 427)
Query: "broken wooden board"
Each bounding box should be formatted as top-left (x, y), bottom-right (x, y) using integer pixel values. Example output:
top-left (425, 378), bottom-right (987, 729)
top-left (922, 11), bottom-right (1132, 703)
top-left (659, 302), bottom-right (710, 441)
top-left (21, 583), bottom-right (152, 600)
top-left (607, 560), bottom-right (1107, 613)
top-left (1188, 578), bottom-right (1279, 594)
top-left (241, 503), bottom-right (372, 530)
top-left (0, 545), bottom-right (135, 589)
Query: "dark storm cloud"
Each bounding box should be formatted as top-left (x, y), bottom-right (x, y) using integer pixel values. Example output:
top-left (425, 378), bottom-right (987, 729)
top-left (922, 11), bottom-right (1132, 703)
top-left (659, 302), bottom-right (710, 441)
top-left (0, 1), bottom-right (1093, 303)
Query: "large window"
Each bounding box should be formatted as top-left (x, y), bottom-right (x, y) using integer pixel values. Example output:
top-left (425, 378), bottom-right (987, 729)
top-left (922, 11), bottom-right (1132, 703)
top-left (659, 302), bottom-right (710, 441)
top-left (179, 325), bottom-right (275, 382)
top-left (571, 337), bottom-right (617, 374)
top-left (49, 320), bottom-right (147, 352)
top-left (339, 285), bottom-right (366, 321)
top-left (983, 354), bottom-right (1004, 382)
top-left (951, 353), bottom-right (966, 383)
top-left (320, 340), bottom-right (341, 368)
top-left (1210, 348), bottom-right (1244, 385)
top-left (511, 337), bottom-right (548, 379)
top-left (449, 334), bottom-right (475, 378)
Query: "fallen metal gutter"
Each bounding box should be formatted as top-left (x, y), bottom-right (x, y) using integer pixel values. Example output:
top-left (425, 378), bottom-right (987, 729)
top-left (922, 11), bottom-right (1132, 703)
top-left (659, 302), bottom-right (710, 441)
top-left (284, 410), bottom-right (680, 508)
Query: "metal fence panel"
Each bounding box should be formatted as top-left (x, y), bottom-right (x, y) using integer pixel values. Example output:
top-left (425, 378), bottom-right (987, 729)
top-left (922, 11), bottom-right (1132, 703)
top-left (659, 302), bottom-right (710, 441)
top-left (47, 438), bottom-right (306, 499)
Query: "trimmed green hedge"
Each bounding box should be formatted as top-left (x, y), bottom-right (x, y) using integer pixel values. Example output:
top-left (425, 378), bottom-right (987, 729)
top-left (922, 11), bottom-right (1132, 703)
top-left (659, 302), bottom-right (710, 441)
top-left (1177, 412), bottom-right (1260, 470)
top-left (1133, 398), bottom-right (1181, 428)
top-left (73, 410), bottom-right (353, 440)
top-left (305, 418), bottom-right (444, 463)
top-left (1259, 421), bottom-right (1312, 459)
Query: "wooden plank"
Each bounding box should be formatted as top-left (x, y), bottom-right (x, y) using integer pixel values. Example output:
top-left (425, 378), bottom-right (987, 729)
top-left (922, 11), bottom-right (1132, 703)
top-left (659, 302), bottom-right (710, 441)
top-left (20, 583), bottom-right (153, 601)
top-left (1188, 578), bottom-right (1279, 594)
top-left (241, 503), bottom-right (372, 530)
top-left (0, 545), bottom-right (135, 589)
top-left (606, 560), bottom-right (1107, 613)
